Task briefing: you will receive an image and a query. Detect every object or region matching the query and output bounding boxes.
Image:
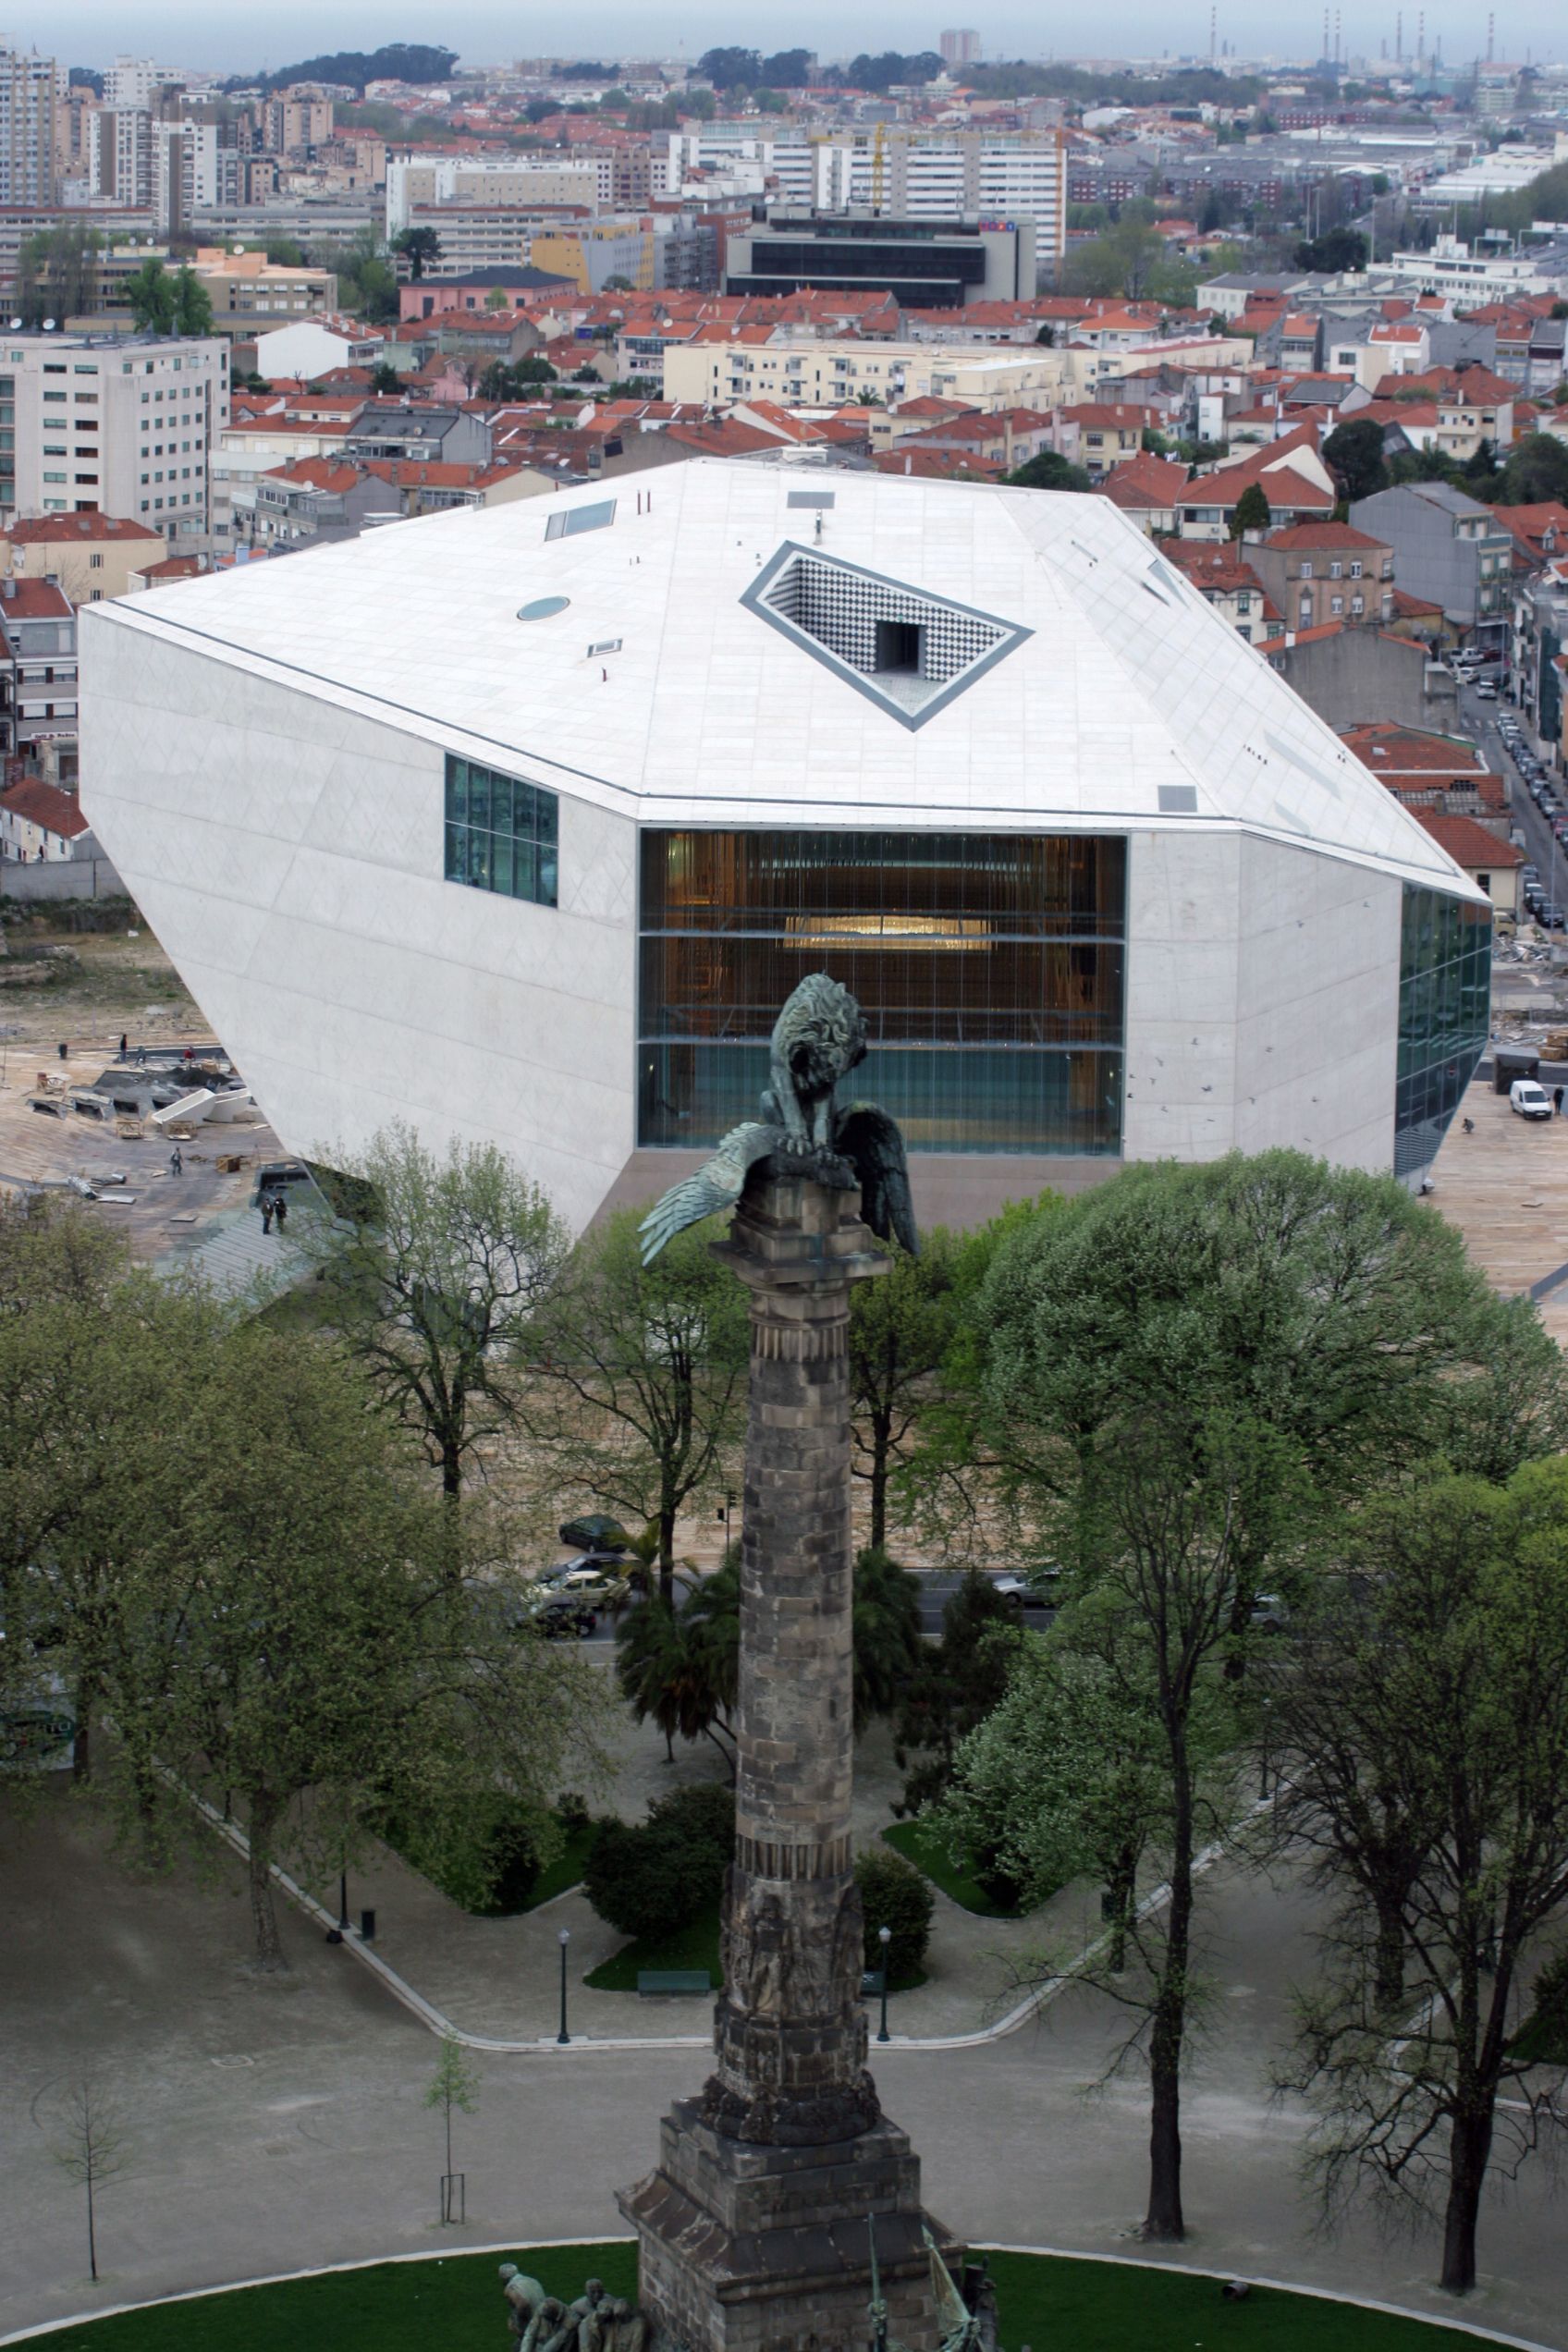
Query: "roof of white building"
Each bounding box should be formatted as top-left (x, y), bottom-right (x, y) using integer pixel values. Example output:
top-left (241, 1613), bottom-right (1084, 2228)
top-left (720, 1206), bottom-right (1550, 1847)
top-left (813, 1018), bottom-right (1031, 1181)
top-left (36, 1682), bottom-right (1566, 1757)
top-left (85, 459), bottom-right (1473, 892)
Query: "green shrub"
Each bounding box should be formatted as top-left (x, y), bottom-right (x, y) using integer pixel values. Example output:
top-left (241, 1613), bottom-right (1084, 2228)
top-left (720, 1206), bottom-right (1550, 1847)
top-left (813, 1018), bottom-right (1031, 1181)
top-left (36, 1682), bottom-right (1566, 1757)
top-left (854, 1845), bottom-right (936, 1981)
top-left (557, 1789), bottom-right (593, 1834)
top-left (582, 1780), bottom-right (734, 1942)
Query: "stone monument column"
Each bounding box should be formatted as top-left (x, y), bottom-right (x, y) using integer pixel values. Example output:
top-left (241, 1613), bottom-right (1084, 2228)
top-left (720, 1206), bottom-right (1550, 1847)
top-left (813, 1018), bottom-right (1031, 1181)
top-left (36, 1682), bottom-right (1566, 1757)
top-left (619, 1170), bottom-right (946, 2352)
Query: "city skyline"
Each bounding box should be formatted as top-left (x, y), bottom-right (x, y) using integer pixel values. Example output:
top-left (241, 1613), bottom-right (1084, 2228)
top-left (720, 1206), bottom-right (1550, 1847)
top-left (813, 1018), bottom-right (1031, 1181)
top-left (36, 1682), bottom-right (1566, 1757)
top-left (25, 4), bottom-right (1568, 73)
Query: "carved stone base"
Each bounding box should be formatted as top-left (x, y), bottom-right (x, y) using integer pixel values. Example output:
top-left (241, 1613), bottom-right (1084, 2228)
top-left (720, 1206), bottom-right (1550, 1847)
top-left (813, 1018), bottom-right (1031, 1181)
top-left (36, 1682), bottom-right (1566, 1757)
top-left (619, 2098), bottom-right (953, 2352)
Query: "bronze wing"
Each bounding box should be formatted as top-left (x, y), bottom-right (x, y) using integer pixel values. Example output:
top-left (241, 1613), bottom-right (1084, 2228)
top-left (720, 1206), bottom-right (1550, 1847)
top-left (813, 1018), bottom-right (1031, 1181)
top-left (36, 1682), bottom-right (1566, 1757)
top-left (638, 1122), bottom-right (780, 1266)
top-left (832, 1102), bottom-right (918, 1256)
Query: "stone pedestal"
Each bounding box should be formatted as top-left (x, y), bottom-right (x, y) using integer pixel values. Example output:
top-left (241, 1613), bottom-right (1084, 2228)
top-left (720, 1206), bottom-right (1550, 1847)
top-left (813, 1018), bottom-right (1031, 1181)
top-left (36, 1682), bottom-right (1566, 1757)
top-left (619, 1173), bottom-right (949, 2352)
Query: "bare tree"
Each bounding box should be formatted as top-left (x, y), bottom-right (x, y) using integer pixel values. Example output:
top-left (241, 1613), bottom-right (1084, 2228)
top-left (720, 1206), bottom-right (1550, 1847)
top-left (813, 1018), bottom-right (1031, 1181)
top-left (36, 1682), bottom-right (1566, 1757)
top-left (424, 2030), bottom-right (481, 2222)
top-left (48, 2081), bottom-right (133, 2282)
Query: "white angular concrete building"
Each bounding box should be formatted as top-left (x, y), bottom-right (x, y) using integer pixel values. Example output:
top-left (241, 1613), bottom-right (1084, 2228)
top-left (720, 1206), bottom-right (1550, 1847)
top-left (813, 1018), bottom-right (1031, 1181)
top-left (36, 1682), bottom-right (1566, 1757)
top-left (80, 461), bottom-right (1490, 1230)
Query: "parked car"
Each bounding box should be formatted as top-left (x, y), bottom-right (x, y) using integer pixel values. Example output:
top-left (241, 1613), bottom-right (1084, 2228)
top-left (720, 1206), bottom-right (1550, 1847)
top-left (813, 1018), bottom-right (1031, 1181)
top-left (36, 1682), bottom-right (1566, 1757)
top-left (1249, 1592), bottom-right (1290, 1632)
top-left (530, 1592), bottom-right (599, 1639)
top-left (1512, 1080), bottom-right (1554, 1120)
top-left (545, 1561), bottom-right (631, 1610)
top-left (992, 1567), bottom-right (1063, 1609)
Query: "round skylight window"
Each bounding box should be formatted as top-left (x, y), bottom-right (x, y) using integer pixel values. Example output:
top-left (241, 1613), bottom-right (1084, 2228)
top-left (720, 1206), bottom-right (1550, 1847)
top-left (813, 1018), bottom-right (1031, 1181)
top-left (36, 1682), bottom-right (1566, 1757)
top-left (517, 595), bottom-right (570, 621)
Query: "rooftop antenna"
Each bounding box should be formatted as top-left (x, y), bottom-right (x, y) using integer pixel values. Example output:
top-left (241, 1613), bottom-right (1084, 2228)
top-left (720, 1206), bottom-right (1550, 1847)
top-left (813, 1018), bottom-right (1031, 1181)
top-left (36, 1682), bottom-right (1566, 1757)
top-left (1417, 9), bottom-right (1425, 67)
top-left (1487, 11), bottom-right (1494, 58)
top-left (1396, 9), bottom-right (1403, 61)
top-left (1335, 8), bottom-right (1342, 62)
top-left (1209, 5), bottom-right (1217, 59)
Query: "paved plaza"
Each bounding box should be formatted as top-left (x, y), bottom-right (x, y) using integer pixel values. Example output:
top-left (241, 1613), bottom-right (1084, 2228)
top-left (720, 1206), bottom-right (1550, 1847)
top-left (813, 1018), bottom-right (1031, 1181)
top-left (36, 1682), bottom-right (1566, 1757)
top-left (4, 1785), bottom-right (1564, 2347)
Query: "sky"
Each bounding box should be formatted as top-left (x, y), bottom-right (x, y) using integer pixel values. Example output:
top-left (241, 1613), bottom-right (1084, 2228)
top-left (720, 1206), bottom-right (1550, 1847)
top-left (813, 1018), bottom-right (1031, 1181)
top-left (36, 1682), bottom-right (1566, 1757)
top-left (23, 2), bottom-right (1566, 74)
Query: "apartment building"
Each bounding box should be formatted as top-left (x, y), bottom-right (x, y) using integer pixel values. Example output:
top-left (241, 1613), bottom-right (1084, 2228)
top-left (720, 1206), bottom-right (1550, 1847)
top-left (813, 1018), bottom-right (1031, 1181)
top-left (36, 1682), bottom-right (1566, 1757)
top-left (0, 512), bottom-right (163, 601)
top-left (726, 215), bottom-right (1035, 309)
top-left (1351, 481), bottom-right (1515, 649)
top-left (0, 46), bottom-right (60, 208)
top-left (0, 578), bottom-right (76, 761)
top-left (661, 334), bottom-right (1068, 411)
top-left (386, 154), bottom-right (609, 234)
top-left (3, 329), bottom-right (228, 549)
top-left (1246, 521), bottom-right (1396, 631)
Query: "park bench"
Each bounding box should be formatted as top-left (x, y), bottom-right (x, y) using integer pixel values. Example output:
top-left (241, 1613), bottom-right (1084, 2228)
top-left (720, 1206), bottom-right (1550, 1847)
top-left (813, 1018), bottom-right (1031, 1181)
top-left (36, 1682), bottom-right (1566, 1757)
top-left (637, 1968), bottom-right (711, 1997)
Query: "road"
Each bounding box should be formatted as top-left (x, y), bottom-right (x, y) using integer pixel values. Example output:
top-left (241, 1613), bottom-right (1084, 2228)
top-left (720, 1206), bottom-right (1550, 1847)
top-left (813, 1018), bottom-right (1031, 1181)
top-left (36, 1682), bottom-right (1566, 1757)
top-left (1454, 677), bottom-right (1566, 921)
top-left (558, 1568), bottom-right (1052, 1648)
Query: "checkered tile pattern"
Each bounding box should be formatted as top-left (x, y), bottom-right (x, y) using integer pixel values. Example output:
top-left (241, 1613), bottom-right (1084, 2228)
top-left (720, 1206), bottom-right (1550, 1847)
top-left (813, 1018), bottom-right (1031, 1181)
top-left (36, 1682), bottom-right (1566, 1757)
top-left (763, 552), bottom-right (1004, 690)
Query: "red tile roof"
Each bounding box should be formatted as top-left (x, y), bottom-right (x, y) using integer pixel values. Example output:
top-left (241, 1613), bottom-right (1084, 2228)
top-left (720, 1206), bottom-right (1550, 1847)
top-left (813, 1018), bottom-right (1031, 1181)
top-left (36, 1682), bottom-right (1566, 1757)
top-left (1261, 521), bottom-right (1390, 551)
top-left (5, 514), bottom-right (161, 545)
top-left (1341, 722), bottom-right (1488, 777)
top-left (1, 778), bottom-right (88, 839)
top-left (1414, 811), bottom-right (1523, 867)
top-left (0, 581), bottom-right (72, 619)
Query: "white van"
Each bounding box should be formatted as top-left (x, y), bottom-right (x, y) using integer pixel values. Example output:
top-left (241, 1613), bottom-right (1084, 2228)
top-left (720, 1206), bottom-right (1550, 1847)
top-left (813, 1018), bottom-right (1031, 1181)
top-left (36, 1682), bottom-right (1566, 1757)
top-left (1511, 1079), bottom-right (1553, 1120)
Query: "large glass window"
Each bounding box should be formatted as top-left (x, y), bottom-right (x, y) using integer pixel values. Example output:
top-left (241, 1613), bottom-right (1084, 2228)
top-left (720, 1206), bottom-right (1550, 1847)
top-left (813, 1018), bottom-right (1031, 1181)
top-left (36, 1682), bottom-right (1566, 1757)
top-left (444, 755), bottom-right (557, 908)
top-left (1394, 884), bottom-right (1490, 1179)
top-left (639, 831), bottom-right (1125, 1155)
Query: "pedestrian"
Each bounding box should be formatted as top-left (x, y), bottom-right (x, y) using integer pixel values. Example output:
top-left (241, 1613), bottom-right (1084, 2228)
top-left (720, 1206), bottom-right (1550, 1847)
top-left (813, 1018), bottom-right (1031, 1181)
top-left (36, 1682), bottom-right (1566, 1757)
top-left (273, 1193), bottom-right (288, 1232)
top-left (261, 1194), bottom-right (274, 1235)
top-left (1555, 1086), bottom-right (1564, 1118)
top-left (169, 1146), bottom-right (183, 1176)
top-left (135, 1044), bottom-right (147, 1068)
top-left (117, 1033), bottom-right (128, 1058)
top-left (56, 1040), bottom-right (67, 1061)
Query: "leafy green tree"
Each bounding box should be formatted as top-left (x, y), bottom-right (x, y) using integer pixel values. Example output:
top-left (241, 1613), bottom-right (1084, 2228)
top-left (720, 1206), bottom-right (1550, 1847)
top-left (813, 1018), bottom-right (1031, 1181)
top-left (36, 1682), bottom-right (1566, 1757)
top-left (848, 1230), bottom-right (960, 1549)
top-left (892, 1573), bottom-right (1018, 1815)
top-left (937, 1635), bottom-right (1170, 1967)
top-left (1293, 227), bottom-right (1368, 272)
top-left (370, 361), bottom-right (401, 393)
top-left (1278, 1464), bottom-right (1568, 2294)
top-left (424, 2031), bottom-right (480, 2211)
top-left (393, 226), bottom-right (442, 281)
top-left (16, 223), bottom-right (103, 327)
top-left (854, 1845), bottom-right (936, 1983)
top-left (124, 256), bottom-right (177, 334)
top-left (1006, 450), bottom-right (1093, 494)
top-left (1231, 482), bottom-right (1271, 537)
top-left (697, 45), bottom-right (762, 88)
top-left (265, 237), bottom-right (307, 267)
top-left (1497, 431), bottom-right (1568, 507)
top-left (526, 1210), bottom-right (748, 1604)
top-left (851, 1549), bottom-right (924, 1732)
top-left (300, 1121), bottom-right (568, 1515)
top-left (761, 48), bottom-right (814, 84)
top-left (1323, 416), bottom-right (1390, 504)
top-left (172, 265), bottom-right (214, 336)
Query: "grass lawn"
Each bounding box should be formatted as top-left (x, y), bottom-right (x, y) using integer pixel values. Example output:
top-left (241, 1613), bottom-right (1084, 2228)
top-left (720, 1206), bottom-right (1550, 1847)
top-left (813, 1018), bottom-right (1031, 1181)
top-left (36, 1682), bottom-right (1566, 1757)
top-left (883, 1819), bottom-right (1026, 1918)
top-left (1511, 2007), bottom-right (1568, 2066)
top-left (582, 1902), bottom-right (927, 1996)
top-left (35, 2244), bottom-right (1509, 2352)
top-left (526, 1819), bottom-right (597, 1909)
top-left (583, 1903), bottom-right (724, 1991)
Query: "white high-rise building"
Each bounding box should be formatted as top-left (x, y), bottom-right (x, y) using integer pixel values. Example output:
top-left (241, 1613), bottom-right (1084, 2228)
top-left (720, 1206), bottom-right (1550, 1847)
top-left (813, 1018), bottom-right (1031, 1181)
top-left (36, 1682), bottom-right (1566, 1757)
top-left (939, 30), bottom-right (983, 67)
top-left (104, 56), bottom-right (164, 110)
top-left (0, 45), bottom-right (59, 207)
top-left (3, 329), bottom-right (228, 548)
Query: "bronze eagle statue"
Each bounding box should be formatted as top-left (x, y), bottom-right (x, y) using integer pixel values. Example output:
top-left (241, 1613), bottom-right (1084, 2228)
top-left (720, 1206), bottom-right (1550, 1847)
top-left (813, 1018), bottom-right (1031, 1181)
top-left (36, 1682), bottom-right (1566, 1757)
top-left (638, 974), bottom-right (917, 1265)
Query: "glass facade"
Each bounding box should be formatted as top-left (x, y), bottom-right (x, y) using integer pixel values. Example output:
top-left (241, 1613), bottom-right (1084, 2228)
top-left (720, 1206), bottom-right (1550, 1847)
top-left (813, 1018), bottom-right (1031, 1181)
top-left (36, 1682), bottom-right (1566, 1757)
top-left (1394, 884), bottom-right (1491, 1179)
top-left (444, 755), bottom-right (557, 908)
top-left (638, 830), bottom-right (1125, 1155)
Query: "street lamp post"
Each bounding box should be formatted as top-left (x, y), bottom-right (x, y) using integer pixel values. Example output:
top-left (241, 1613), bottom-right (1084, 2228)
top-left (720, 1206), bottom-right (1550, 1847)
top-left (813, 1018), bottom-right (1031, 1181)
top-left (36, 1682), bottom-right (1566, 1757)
top-left (557, 1927), bottom-right (571, 2046)
top-left (876, 1924), bottom-right (891, 2044)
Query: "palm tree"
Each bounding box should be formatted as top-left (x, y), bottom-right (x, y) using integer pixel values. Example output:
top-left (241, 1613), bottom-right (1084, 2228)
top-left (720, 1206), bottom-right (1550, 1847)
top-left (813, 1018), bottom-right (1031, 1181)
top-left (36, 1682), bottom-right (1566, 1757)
top-left (617, 1565), bottom-right (738, 1768)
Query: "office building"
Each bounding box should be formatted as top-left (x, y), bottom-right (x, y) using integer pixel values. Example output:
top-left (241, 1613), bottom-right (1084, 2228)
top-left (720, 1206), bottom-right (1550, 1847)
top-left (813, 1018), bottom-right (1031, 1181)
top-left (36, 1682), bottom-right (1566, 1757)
top-left (80, 464), bottom-right (1488, 1233)
top-left (726, 214), bottom-right (1037, 309)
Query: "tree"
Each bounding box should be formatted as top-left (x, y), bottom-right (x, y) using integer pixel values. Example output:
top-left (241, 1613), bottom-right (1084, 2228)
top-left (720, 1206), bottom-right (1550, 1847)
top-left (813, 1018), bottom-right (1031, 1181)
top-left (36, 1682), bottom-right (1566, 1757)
top-left (937, 1635), bottom-right (1169, 1967)
top-left (424, 2031), bottom-right (480, 2217)
top-left (1231, 482), bottom-right (1271, 537)
top-left (123, 255), bottom-right (177, 335)
top-left (1497, 431), bottom-right (1568, 507)
top-left (848, 1231), bottom-right (960, 1550)
top-left (854, 1846), bottom-right (936, 1982)
top-left (1293, 227), bottom-right (1368, 273)
top-left (48, 2081), bottom-right (133, 2283)
top-left (265, 237), bottom-right (307, 267)
top-left (1323, 416), bottom-right (1390, 504)
top-left (16, 223), bottom-right (103, 327)
top-left (143, 1317), bottom-right (596, 1968)
top-left (697, 46), bottom-right (762, 89)
top-left (172, 265), bottom-right (214, 336)
top-left (582, 1780), bottom-right (733, 1940)
top-left (851, 1550), bottom-right (924, 1732)
top-left (300, 1121), bottom-right (568, 1514)
top-left (526, 1210), bottom-right (749, 1604)
top-left (1035, 323), bottom-right (1056, 346)
top-left (892, 1573), bottom-right (1018, 1816)
top-left (370, 361), bottom-right (402, 393)
top-left (394, 226), bottom-right (442, 281)
top-left (1278, 1464), bottom-right (1568, 2294)
top-left (1006, 450), bottom-right (1093, 494)
top-left (616, 1551), bottom-right (740, 1764)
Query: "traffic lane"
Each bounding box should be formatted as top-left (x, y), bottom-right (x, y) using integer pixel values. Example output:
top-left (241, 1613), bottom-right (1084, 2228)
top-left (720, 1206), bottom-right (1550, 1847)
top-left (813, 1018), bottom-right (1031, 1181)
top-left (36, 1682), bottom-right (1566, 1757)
top-left (1458, 689), bottom-right (1567, 914)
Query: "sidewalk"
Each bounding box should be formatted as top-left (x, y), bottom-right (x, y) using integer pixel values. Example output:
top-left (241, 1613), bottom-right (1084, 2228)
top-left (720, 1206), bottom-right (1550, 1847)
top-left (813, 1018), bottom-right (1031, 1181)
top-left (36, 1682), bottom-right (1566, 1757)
top-left (314, 1710), bottom-right (1084, 2047)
